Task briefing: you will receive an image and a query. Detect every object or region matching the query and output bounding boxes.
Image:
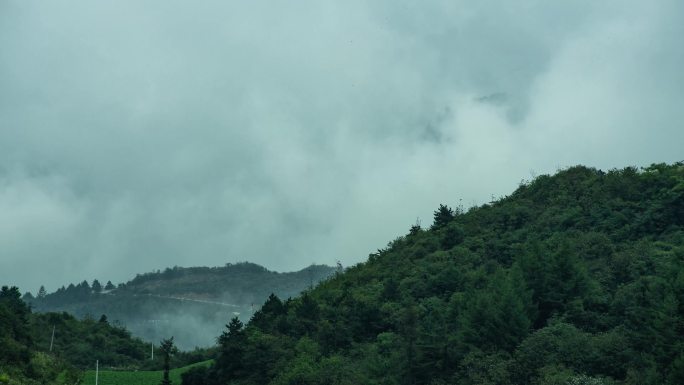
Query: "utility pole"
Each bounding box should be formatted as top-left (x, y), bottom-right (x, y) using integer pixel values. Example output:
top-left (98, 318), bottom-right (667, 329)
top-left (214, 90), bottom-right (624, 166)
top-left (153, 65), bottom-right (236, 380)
top-left (49, 325), bottom-right (55, 352)
top-left (151, 343), bottom-right (154, 360)
top-left (95, 360), bottom-right (99, 385)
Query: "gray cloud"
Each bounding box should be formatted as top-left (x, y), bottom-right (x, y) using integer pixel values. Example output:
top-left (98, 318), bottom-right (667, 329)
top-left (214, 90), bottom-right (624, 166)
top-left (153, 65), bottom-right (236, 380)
top-left (1, 0), bottom-right (682, 292)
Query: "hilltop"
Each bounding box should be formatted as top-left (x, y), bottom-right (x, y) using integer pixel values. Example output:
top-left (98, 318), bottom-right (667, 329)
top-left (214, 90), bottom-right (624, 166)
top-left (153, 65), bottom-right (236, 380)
top-left (26, 263), bottom-right (336, 349)
top-left (185, 163), bottom-right (684, 385)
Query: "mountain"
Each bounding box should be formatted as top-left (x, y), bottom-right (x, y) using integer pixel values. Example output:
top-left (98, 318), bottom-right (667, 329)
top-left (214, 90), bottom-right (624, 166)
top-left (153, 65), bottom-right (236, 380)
top-left (26, 263), bottom-right (336, 349)
top-left (184, 163), bottom-right (684, 385)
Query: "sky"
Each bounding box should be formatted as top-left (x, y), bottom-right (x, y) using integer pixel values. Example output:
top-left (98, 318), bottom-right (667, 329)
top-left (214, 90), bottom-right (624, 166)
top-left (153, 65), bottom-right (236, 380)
top-left (1, 0), bottom-right (683, 293)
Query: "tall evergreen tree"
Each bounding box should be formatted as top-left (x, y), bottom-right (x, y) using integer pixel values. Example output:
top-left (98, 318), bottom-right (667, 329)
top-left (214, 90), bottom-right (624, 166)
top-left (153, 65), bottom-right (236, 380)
top-left (92, 279), bottom-right (102, 294)
top-left (215, 317), bottom-right (246, 382)
top-left (431, 204), bottom-right (455, 230)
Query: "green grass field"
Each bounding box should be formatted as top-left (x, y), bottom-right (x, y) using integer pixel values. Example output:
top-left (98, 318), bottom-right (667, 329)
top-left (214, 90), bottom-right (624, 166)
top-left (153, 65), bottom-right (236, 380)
top-left (82, 360), bottom-right (211, 385)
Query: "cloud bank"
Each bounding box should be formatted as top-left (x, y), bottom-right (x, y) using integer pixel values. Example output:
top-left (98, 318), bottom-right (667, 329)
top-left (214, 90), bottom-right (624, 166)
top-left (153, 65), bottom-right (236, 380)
top-left (1, 0), bottom-right (682, 292)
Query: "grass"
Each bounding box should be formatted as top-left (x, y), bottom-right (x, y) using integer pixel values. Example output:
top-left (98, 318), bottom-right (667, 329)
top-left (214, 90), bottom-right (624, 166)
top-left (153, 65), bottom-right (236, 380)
top-left (82, 360), bottom-right (211, 385)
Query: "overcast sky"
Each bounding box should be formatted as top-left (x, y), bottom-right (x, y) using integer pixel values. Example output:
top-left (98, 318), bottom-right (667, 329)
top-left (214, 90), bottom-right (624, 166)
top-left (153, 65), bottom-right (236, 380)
top-left (1, 0), bottom-right (682, 292)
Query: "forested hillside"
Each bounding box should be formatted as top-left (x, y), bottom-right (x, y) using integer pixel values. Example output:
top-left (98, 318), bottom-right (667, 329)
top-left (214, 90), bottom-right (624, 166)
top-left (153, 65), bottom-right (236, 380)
top-left (2, 285), bottom-right (196, 385)
top-left (26, 263), bottom-right (335, 349)
top-left (185, 163), bottom-right (684, 385)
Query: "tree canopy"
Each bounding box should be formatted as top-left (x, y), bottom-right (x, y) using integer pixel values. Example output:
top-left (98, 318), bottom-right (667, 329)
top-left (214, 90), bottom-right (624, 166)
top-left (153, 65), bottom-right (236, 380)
top-left (184, 163), bottom-right (684, 385)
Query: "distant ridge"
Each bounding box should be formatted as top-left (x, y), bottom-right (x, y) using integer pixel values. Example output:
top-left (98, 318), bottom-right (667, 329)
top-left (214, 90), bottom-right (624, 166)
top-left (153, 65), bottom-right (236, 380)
top-left (26, 262), bottom-right (336, 349)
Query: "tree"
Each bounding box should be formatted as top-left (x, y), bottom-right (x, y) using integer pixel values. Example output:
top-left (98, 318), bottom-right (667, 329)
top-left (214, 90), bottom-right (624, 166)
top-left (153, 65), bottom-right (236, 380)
top-left (159, 337), bottom-right (178, 385)
top-left (92, 280), bottom-right (102, 294)
top-left (215, 317), bottom-right (247, 382)
top-left (457, 268), bottom-right (532, 353)
top-left (409, 218), bottom-right (422, 235)
top-left (440, 222), bottom-right (465, 249)
top-left (431, 204), bottom-right (455, 230)
top-left (76, 280), bottom-right (90, 297)
top-left (37, 285), bottom-right (47, 299)
top-left (0, 286), bottom-right (32, 370)
top-left (295, 293), bottom-right (320, 321)
top-left (104, 281), bottom-right (116, 291)
top-left (251, 294), bottom-right (285, 332)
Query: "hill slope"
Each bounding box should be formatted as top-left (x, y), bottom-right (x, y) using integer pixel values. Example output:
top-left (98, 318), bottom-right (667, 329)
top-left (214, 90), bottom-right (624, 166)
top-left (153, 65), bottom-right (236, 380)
top-left (27, 263), bottom-right (335, 349)
top-left (187, 163), bottom-right (684, 385)
top-left (2, 285), bottom-right (200, 384)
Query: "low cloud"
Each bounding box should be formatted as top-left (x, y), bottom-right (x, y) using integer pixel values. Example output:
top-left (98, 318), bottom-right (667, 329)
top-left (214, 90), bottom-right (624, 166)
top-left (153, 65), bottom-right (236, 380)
top-left (1, 0), bottom-right (682, 292)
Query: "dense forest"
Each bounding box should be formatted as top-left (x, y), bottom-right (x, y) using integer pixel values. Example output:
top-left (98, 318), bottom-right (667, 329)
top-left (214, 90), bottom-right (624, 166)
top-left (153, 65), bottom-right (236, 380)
top-left (26, 263), bottom-right (335, 349)
top-left (182, 163), bottom-right (684, 385)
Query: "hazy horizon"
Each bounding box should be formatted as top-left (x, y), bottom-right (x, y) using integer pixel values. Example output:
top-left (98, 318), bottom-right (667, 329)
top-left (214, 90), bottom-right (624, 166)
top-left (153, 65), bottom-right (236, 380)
top-left (2, 1), bottom-right (683, 293)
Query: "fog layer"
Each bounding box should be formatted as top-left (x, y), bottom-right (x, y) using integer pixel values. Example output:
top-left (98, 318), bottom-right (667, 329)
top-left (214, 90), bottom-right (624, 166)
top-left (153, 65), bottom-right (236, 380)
top-left (1, 0), bottom-right (682, 291)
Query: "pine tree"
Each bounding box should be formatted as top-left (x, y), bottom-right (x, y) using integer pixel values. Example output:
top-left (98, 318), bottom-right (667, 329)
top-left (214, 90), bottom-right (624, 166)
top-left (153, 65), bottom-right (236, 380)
top-left (457, 269), bottom-right (531, 353)
top-left (37, 285), bottom-right (47, 299)
top-left (215, 317), bottom-right (246, 382)
top-left (431, 204), bottom-right (455, 230)
top-left (250, 294), bottom-right (285, 332)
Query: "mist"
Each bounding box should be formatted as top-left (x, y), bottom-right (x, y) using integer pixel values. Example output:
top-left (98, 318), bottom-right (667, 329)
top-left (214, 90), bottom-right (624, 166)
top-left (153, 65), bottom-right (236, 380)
top-left (1, 0), bottom-right (683, 292)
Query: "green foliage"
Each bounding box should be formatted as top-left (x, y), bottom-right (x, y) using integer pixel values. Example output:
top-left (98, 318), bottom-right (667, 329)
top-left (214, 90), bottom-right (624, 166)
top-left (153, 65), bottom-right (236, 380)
top-left (214, 317), bottom-right (246, 382)
top-left (431, 204), bottom-right (455, 230)
top-left (0, 289), bottom-right (82, 384)
top-left (0, 286), bottom-right (33, 377)
top-left (28, 311), bottom-right (151, 369)
top-left (184, 163), bottom-right (684, 385)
